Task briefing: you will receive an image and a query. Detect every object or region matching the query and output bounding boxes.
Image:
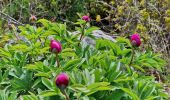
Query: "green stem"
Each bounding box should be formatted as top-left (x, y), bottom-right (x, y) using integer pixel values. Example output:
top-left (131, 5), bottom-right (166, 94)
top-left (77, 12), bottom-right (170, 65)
top-left (78, 22), bottom-right (87, 46)
top-left (56, 53), bottom-right (60, 67)
top-left (62, 90), bottom-right (70, 100)
top-left (129, 48), bottom-right (135, 66)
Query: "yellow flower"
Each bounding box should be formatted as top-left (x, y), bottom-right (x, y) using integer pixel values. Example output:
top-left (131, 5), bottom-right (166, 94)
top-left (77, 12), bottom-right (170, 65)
top-left (96, 15), bottom-right (101, 22)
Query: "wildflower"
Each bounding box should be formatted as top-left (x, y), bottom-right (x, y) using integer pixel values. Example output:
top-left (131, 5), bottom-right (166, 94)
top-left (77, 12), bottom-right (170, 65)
top-left (29, 15), bottom-right (37, 23)
top-left (131, 33), bottom-right (141, 47)
top-left (82, 15), bottom-right (90, 22)
top-left (50, 40), bottom-right (62, 53)
top-left (55, 73), bottom-right (69, 90)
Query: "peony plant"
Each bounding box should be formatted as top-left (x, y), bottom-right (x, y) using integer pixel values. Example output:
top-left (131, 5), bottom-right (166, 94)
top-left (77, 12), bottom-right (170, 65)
top-left (55, 73), bottom-right (70, 100)
top-left (130, 33), bottom-right (141, 47)
top-left (50, 39), bottom-right (62, 67)
top-left (0, 19), bottom-right (168, 100)
top-left (82, 15), bottom-right (90, 22)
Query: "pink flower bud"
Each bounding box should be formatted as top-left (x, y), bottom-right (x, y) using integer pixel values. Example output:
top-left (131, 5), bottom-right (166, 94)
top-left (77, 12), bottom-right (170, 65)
top-left (82, 15), bottom-right (90, 22)
top-left (50, 40), bottom-right (62, 53)
top-left (29, 15), bottom-right (37, 22)
top-left (55, 73), bottom-right (69, 90)
top-left (130, 33), bottom-right (141, 47)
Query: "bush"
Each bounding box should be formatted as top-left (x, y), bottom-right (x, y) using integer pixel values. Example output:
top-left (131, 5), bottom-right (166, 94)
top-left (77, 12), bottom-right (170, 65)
top-left (0, 18), bottom-right (168, 99)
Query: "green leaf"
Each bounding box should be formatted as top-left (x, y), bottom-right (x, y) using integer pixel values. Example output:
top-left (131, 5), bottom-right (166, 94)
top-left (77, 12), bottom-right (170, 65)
top-left (85, 26), bottom-right (100, 35)
top-left (87, 82), bottom-right (110, 89)
top-left (145, 96), bottom-right (159, 100)
top-left (121, 88), bottom-right (139, 100)
top-left (42, 77), bottom-right (53, 90)
top-left (70, 84), bottom-right (89, 92)
top-left (63, 58), bottom-right (83, 71)
top-left (120, 49), bottom-right (131, 56)
top-left (35, 72), bottom-right (50, 77)
top-left (22, 92), bottom-right (38, 100)
top-left (105, 89), bottom-right (125, 100)
top-left (0, 48), bottom-right (12, 57)
top-left (114, 76), bottom-right (133, 83)
top-left (37, 19), bottom-right (50, 27)
top-left (116, 37), bottom-right (131, 47)
top-left (39, 90), bottom-right (58, 97)
top-left (132, 65), bottom-right (145, 72)
top-left (75, 20), bottom-right (86, 25)
top-left (24, 64), bottom-right (38, 70)
top-left (61, 48), bottom-right (77, 58)
top-left (83, 82), bottom-right (112, 96)
top-left (86, 86), bottom-right (112, 96)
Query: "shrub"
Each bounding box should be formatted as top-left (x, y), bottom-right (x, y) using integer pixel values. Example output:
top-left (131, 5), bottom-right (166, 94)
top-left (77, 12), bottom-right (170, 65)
top-left (0, 19), bottom-right (168, 99)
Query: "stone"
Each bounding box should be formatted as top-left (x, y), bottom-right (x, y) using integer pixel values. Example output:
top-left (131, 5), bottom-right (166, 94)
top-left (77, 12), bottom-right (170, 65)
top-left (71, 30), bottom-right (116, 47)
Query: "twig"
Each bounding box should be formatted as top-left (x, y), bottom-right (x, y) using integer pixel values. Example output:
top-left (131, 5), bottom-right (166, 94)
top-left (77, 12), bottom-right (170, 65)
top-left (96, 1), bottom-right (116, 10)
top-left (0, 11), bottom-right (24, 25)
top-left (59, 17), bottom-right (75, 25)
top-left (18, 0), bottom-right (24, 21)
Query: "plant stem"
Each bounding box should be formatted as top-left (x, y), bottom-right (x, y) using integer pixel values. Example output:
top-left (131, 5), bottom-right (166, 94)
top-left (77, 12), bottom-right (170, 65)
top-left (56, 53), bottom-right (60, 67)
top-left (129, 48), bottom-right (135, 66)
top-left (78, 22), bottom-right (86, 46)
top-left (78, 33), bottom-right (83, 47)
top-left (62, 90), bottom-right (70, 100)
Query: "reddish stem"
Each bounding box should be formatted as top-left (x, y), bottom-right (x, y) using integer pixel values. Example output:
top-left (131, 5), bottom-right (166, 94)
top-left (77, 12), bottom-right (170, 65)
top-left (78, 34), bottom-right (83, 46)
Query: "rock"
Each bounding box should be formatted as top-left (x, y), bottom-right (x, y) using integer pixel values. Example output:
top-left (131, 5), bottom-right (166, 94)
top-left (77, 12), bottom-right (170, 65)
top-left (92, 30), bottom-right (116, 42)
top-left (71, 30), bottom-right (116, 47)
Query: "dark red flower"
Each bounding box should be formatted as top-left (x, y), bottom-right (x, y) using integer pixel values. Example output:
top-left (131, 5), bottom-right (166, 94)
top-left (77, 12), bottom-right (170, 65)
top-left (50, 40), bottom-right (62, 53)
top-left (131, 33), bottom-right (141, 47)
top-left (55, 73), bottom-right (69, 90)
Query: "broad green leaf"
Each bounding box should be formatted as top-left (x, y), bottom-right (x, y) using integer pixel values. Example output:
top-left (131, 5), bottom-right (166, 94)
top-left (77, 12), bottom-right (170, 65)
top-left (85, 26), bottom-right (100, 35)
top-left (87, 82), bottom-right (110, 90)
top-left (37, 19), bottom-right (50, 27)
top-left (116, 37), bottom-right (131, 47)
top-left (42, 77), bottom-right (53, 90)
top-left (63, 59), bottom-right (82, 71)
top-left (39, 90), bottom-right (58, 97)
top-left (75, 20), bottom-right (86, 25)
top-left (121, 88), bottom-right (139, 100)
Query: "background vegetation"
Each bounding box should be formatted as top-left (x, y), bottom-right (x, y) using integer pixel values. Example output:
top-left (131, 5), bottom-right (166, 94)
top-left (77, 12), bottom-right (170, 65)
top-left (0, 0), bottom-right (170, 99)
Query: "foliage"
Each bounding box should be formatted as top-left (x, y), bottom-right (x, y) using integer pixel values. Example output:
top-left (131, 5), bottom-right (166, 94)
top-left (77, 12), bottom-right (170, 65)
top-left (1, 0), bottom-right (169, 58)
top-left (0, 19), bottom-right (168, 99)
top-left (0, 0), bottom-right (91, 22)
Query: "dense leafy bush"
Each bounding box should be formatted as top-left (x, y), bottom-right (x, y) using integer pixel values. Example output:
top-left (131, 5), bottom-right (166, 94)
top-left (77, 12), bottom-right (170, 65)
top-left (1, 0), bottom-right (169, 58)
top-left (0, 18), bottom-right (168, 100)
top-left (0, 0), bottom-right (90, 22)
top-left (0, 0), bottom-right (170, 99)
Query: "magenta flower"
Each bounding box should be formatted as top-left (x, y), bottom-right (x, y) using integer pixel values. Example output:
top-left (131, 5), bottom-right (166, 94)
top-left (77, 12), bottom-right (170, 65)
top-left (130, 33), bottom-right (141, 47)
top-left (55, 73), bottom-right (69, 90)
top-left (50, 40), bottom-right (62, 53)
top-left (82, 15), bottom-right (90, 22)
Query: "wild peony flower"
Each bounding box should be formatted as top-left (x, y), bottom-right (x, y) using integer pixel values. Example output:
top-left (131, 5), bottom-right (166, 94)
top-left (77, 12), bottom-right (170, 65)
top-left (130, 33), bottom-right (141, 47)
top-left (55, 73), bottom-right (69, 90)
top-left (82, 15), bottom-right (90, 22)
top-left (29, 15), bottom-right (37, 22)
top-left (50, 40), bottom-right (62, 53)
